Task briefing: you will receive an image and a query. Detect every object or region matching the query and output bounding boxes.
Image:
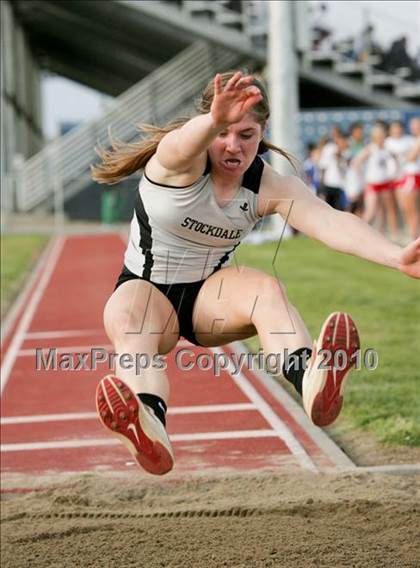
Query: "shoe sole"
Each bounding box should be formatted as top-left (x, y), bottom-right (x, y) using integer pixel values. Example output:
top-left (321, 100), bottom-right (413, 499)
top-left (304, 312), bottom-right (360, 427)
top-left (96, 376), bottom-right (173, 475)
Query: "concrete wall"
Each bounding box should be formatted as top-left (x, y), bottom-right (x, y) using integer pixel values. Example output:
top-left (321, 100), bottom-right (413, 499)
top-left (1, 0), bottom-right (43, 210)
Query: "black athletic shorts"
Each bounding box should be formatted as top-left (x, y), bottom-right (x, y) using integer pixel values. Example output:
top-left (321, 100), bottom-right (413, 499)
top-left (114, 265), bottom-right (206, 346)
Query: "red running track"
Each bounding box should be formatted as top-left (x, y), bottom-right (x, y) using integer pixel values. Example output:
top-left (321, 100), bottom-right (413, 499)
top-left (1, 234), bottom-right (352, 479)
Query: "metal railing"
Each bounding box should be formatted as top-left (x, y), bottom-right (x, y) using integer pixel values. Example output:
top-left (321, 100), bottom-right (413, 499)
top-left (16, 41), bottom-right (242, 211)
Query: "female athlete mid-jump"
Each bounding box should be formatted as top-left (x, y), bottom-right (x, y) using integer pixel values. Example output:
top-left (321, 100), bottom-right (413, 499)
top-left (92, 71), bottom-right (420, 475)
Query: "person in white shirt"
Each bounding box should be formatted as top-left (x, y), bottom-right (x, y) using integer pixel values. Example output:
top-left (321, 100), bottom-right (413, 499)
top-left (353, 123), bottom-right (399, 240)
top-left (385, 121), bottom-right (415, 186)
top-left (319, 127), bottom-right (348, 210)
top-left (387, 118), bottom-right (420, 240)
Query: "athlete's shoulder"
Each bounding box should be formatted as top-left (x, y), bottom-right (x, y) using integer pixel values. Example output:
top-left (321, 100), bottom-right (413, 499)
top-left (258, 162), bottom-right (310, 216)
top-left (259, 160), bottom-right (299, 190)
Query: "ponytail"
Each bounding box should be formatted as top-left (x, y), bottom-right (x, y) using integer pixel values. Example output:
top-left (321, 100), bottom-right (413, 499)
top-left (258, 139), bottom-right (300, 174)
top-left (91, 118), bottom-right (189, 185)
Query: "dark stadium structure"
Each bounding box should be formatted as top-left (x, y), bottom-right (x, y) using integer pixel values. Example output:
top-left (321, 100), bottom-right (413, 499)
top-left (4, 0), bottom-right (419, 221)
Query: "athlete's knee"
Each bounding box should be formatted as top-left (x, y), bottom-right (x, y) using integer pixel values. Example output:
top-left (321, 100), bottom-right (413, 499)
top-left (252, 275), bottom-right (290, 316)
top-left (104, 309), bottom-right (134, 342)
top-left (104, 303), bottom-right (178, 353)
top-left (104, 303), bottom-right (156, 344)
top-left (259, 275), bottom-right (288, 301)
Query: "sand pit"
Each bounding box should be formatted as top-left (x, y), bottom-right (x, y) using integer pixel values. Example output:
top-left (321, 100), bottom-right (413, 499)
top-left (2, 470), bottom-right (419, 567)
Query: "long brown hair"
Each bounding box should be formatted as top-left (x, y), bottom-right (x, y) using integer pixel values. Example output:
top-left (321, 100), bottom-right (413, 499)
top-left (91, 72), bottom-right (298, 184)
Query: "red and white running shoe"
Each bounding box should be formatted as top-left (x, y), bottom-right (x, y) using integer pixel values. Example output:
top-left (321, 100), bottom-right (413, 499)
top-left (96, 376), bottom-right (174, 475)
top-left (302, 312), bottom-right (360, 427)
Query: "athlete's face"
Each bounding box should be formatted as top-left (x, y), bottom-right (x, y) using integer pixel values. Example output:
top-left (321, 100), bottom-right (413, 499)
top-left (208, 115), bottom-right (263, 178)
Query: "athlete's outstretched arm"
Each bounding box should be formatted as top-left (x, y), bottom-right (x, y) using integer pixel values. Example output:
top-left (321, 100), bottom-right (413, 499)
top-left (259, 166), bottom-right (420, 279)
top-left (155, 72), bottom-right (262, 173)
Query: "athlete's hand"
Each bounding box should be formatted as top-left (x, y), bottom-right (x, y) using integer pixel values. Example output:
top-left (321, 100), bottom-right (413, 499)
top-left (398, 237), bottom-right (420, 279)
top-left (210, 71), bottom-right (263, 127)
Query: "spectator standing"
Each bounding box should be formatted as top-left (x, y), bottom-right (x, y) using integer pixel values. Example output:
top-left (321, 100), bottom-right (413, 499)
top-left (344, 123), bottom-right (365, 214)
top-left (310, 2), bottom-right (333, 51)
top-left (303, 143), bottom-right (322, 194)
top-left (354, 24), bottom-right (375, 62)
top-left (319, 126), bottom-right (348, 210)
top-left (383, 36), bottom-right (420, 79)
top-left (393, 117), bottom-right (420, 240)
top-left (386, 121), bottom-right (415, 186)
top-left (347, 122), bottom-right (365, 158)
top-left (353, 123), bottom-right (399, 240)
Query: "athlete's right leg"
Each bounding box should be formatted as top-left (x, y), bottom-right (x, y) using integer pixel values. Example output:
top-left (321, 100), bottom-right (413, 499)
top-left (97, 280), bottom-right (180, 475)
top-left (103, 279), bottom-right (180, 401)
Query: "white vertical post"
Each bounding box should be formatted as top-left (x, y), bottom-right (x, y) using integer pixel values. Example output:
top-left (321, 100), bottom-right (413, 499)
top-left (267, 0), bottom-right (300, 237)
top-left (294, 1), bottom-right (310, 69)
top-left (268, 0), bottom-right (299, 173)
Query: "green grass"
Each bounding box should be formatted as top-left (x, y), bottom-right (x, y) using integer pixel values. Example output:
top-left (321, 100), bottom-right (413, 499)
top-left (1, 234), bottom-right (49, 319)
top-left (234, 237), bottom-right (420, 448)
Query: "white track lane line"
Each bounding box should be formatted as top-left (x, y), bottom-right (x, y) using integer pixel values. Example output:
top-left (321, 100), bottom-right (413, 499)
top-left (213, 347), bottom-right (318, 473)
top-left (18, 345), bottom-right (113, 356)
top-left (1, 239), bottom-right (56, 346)
top-left (231, 341), bottom-right (355, 470)
top-left (1, 404), bottom-right (257, 425)
top-left (18, 340), bottom-right (196, 356)
top-left (0, 430), bottom-right (279, 452)
top-left (24, 329), bottom-right (106, 339)
top-left (1, 237), bottom-right (65, 395)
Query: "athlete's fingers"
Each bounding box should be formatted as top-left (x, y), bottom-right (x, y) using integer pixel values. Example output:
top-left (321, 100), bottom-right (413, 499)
top-left (214, 73), bottom-right (222, 96)
top-left (242, 92), bottom-right (263, 112)
top-left (236, 75), bottom-right (254, 89)
top-left (241, 86), bottom-right (262, 105)
top-left (234, 85), bottom-right (260, 102)
top-left (245, 85), bottom-right (261, 97)
top-left (225, 71), bottom-right (242, 91)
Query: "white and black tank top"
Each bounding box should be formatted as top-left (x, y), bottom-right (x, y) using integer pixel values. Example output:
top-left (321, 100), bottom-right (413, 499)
top-left (124, 156), bottom-right (264, 283)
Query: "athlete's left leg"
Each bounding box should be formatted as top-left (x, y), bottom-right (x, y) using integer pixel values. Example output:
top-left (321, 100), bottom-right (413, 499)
top-left (192, 265), bottom-right (311, 353)
top-left (192, 266), bottom-right (359, 426)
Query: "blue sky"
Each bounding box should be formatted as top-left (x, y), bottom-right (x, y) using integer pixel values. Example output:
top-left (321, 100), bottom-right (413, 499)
top-left (42, 0), bottom-right (420, 139)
